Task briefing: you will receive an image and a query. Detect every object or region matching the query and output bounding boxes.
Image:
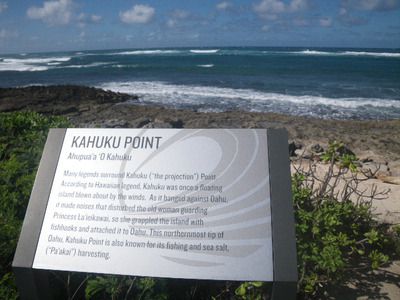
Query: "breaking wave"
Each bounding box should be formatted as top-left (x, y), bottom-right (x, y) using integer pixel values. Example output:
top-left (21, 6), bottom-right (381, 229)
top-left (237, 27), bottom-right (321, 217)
top-left (197, 64), bottom-right (214, 68)
top-left (292, 50), bottom-right (400, 58)
top-left (190, 49), bottom-right (220, 54)
top-left (0, 56), bottom-right (71, 72)
top-left (97, 81), bottom-right (400, 119)
top-left (112, 50), bottom-right (181, 55)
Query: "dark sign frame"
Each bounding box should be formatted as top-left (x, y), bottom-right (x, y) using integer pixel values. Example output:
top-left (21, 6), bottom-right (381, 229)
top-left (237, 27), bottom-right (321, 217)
top-left (13, 128), bottom-right (297, 299)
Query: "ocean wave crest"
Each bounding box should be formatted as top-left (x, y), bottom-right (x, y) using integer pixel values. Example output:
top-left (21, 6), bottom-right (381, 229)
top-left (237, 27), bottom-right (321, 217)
top-left (61, 62), bottom-right (111, 69)
top-left (97, 81), bottom-right (400, 119)
top-left (197, 64), bottom-right (214, 68)
top-left (112, 50), bottom-right (181, 55)
top-left (293, 50), bottom-right (400, 58)
top-left (0, 56), bottom-right (71, 72)
top-left (190, 49), bottom-right (220, 54)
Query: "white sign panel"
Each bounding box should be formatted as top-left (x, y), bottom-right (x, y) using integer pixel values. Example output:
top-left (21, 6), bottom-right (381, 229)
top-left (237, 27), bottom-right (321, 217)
top-left (33, 129), bottom-right (273, 281)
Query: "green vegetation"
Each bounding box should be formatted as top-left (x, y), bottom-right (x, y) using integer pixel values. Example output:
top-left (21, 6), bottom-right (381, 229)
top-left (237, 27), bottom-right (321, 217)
top-left (0, 111), bottom-right (70, 299)
top-left (294, 141), bottom-right (398, 298)
top-left (320, 141), bottom-right (358, 172)
top-left (0, 112), bottom-right (398, 299)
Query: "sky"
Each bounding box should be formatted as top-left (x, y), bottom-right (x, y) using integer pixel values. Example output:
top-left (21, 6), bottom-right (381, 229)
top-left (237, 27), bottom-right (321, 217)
top-left (0, 0), bottom-right (399, 54)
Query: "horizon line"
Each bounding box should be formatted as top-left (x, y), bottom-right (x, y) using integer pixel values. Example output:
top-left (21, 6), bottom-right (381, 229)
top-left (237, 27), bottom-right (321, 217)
top-left (1, 45), bottom-right (400, 56)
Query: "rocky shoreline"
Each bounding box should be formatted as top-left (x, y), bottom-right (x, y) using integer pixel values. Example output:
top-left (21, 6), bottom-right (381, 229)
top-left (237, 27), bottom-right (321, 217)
top-left (2, 85), bottom-right (400, 162)
top-left (4, 85), bottom-right (399, 210)
top-left (0, 85), bottom-right (133, 115)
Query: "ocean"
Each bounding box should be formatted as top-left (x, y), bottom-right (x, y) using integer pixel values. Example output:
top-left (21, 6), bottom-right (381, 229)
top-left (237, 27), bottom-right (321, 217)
top-left (1, 47), bottom-right (399, 120)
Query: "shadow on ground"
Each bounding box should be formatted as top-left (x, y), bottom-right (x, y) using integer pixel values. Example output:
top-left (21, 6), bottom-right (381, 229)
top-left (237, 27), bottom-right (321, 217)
top-left (324, 261), bottom-right (400, 299)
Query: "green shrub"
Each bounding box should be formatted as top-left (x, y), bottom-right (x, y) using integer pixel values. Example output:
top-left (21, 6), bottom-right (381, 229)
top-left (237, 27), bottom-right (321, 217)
top-left (85, 276), bottom-right (168, 300)
top-left (320, 141), bottom-right (358, 172)
top-left (234, 281), bottom-right (265, 300)
top-left (0, 111), bottom-right (70, 297)
top-left (294, 142), bottom-right (391, 298)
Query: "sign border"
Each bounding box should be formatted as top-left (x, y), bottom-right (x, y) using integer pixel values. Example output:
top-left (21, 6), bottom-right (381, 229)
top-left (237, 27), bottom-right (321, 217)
top-left (13, 128), bottom-right (297, 299)
top-left (267, 129), bottom-right (298, 298)
top-left (13, 128), bottom-right (66, 300)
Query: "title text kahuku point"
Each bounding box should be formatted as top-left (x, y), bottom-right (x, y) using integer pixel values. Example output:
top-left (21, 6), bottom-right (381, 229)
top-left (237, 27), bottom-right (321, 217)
top-left (71, 135), bottom-right (162, 149)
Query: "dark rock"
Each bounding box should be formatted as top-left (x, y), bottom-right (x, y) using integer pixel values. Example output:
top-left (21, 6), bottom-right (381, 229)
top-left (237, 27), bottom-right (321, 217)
top-left (311, 143), bottom-right (324, 153)
top-left (337, 144), bottom-right (355, 157)
top-left (302, 154), bottom-right (313, 160)
top-left (0, 85), bottom-right (133, 116)
top-left (142, 122), bottom-right (173, 129)
top-left (103, 119), bottom-right (128, 128)
top-left (131, 117), bottom-right (151, 128)
top-left (361, 157), bottom-right (374, 163)
top-left (78, 105), bottom-right (91, 113)
top-left (289, 141), bottom-right (302, 157)
top-left (170, 118), bottom-right (184, 128)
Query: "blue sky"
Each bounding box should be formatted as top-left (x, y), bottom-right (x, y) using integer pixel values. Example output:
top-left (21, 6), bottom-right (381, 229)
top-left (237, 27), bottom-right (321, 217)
top-left (0, 0), bottom-right (399, 54)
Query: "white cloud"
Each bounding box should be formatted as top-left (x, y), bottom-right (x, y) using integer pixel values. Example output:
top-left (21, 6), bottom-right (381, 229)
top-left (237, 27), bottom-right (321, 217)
top-left (27, 0), bottom-right (73, 25)
top-left (254, 0), bottom-right (285, 19)
top-left (319, 17), bottom-right (333, 27)
top-left (120, 4), bottom-right (155, 24)
top-left (0, 2), bottom-right (7, 13)
top-left (167, 9), bottom-right (190, 28)
top-left (77, 13), bottom-right (102, 28)
top-left (253, 0), bottom-right (308, 19)
top-left (91, 14), bottom-right (102, 22)
top-left (288, 0), bottom-right (308, 12)
top-left (338, 0), bottom-right (395, 25)
top-left (216, 1), bottom-right (232, 10)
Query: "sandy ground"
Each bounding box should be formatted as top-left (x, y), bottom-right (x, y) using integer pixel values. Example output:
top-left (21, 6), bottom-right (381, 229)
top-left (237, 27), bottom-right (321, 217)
top-left (291, 149), bottom-right (400, 299)
top-left (291, 156), bottom-right (400, 225)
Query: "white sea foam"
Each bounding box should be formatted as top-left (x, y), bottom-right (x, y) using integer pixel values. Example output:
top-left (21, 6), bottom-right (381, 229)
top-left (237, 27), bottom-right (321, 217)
top-left (111, 64), bottom-right (139, 68)
top-left (197, 64), bottom-right (214, 68)
top-left (10, 57), bottom-right (71, 64)
top-left (0, 56), bottom-right (71, 72)
top-left (293, 49), bottom-right (400, 58)
top-left (0, 59), bottom-right (49, 72)
top-left (62, 62), bottom-right (110, 69)
top-left (342, 51), bottom-right (400, 57)
top-left (112, 50), bottom-right (181, 55)
top-left (296, 50), bottom-right (332, 55)
top-left (190, 49), bottom-right (219, 54)
top-left (98, 81), bottom-right (400, 115)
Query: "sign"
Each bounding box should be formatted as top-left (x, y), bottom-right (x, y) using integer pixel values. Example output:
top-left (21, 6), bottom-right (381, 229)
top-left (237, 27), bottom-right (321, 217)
top-left (13, 128), bottom-right (297, 299)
